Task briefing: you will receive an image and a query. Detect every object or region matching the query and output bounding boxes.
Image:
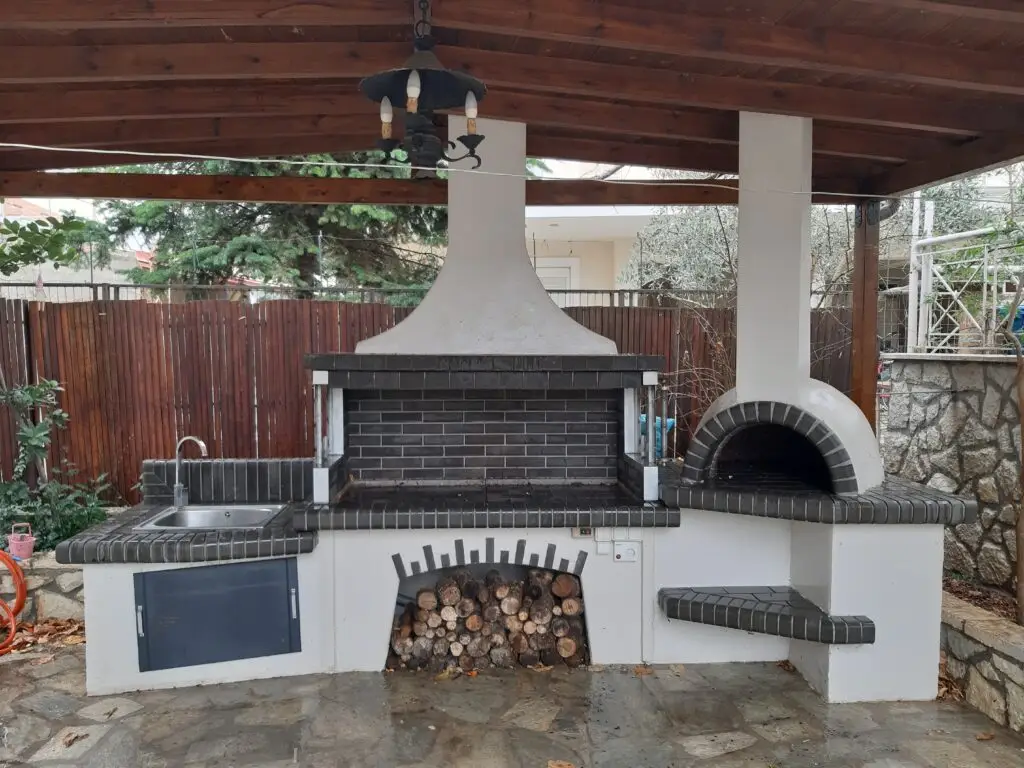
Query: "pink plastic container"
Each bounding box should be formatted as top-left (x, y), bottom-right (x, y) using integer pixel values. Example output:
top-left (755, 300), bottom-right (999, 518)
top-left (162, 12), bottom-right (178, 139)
top-left (7, 524), bottom-right (35, 560)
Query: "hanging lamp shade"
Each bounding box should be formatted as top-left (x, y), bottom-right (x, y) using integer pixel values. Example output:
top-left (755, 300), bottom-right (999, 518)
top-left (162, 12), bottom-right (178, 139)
top-left (359, 41), bottom-right (486, 113)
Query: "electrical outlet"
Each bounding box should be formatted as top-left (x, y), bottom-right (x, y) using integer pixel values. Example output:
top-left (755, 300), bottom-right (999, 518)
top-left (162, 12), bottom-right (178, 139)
top-left (613, 541), bottom-right (639, 563)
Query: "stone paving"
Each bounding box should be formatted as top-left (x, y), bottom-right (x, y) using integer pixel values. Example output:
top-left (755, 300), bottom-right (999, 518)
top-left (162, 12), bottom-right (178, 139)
top-left (3, 650), bottom-right (1024, 767)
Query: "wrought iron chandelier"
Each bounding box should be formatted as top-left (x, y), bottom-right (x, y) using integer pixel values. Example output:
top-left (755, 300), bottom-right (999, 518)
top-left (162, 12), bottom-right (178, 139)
top-left (359, 0), bottom-right (487, 173)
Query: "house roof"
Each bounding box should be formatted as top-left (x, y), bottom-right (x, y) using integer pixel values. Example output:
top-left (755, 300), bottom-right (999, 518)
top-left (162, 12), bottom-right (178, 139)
top-left (1, 1), bottom-right (1023, 196)
top-left (2, 197), bottom-right (51, 219)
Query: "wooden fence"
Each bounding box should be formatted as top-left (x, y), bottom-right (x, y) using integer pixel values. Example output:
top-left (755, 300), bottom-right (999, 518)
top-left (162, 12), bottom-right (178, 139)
top-left (0, 299), bottom-right (852, 502)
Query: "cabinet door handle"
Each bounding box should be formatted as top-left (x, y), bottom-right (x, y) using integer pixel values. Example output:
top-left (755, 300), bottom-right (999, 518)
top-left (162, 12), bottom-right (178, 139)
top-left (289, 588), bottom-right (298, 620)
top-left (136, 606), bottom-right (145, 638)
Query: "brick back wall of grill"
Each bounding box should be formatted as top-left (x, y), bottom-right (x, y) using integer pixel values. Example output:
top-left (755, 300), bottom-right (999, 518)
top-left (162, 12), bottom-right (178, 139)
top-left (344, 389), bottom-right (621, 483)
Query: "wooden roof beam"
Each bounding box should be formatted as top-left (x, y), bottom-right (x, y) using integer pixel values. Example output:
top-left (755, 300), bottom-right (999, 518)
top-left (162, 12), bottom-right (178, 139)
top-left (0, 171), bottom-right (758, 206)
top-left (0, 114), bottom-right (956, 166)
top-left (0, 133), bottom-right (892, 181)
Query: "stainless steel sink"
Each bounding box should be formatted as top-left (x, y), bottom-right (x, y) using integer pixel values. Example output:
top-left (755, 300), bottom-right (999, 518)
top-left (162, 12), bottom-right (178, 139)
top-left (134, 504), bottom-right (285, 531)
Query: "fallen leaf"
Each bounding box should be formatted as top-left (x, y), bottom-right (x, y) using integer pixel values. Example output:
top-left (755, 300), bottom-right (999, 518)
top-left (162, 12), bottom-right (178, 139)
top-left (62, 731), bottom-right (89, 748)
top-left (62, 635), bottom-right (85, 646)
top-left (976, 732), bottom-right (995, 741)
top-left (776, 660), bottom-right (797, 673)
top-left (467, 670), bottom-right (478, 677)
top-left (530, 664), bottom-right (554, 672)
top-left (548, 761), bottom-right (577, 768)
top-left (29, 653), bottom-right (55, 666)
top-left (433, 667), bottom-right (460, 682)
top-left (102, 706), bottom-right (119, 721)
top-left (633, 665), bottom-right (653, 676)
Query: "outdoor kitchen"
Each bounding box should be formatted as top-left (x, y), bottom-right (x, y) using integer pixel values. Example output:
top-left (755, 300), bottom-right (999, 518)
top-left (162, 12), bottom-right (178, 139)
top-left (51, 115), bottom-right (976, 704)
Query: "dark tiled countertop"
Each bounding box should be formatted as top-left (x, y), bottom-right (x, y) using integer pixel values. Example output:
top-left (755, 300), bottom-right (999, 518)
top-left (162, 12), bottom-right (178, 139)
top-left (293, 483), bottom-right (679, 530)
top-left (305, 354), bottom-right (665, 390)
top-left (660, 466), bottom-right (976, 525)
top-left (305, 354), bottom-right (664, 372)
top-left (55, 503), bottom-right (317, 565)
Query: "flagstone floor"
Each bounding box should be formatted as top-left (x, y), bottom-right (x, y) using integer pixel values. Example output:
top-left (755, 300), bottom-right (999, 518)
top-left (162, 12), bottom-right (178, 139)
top-left (2, 648), bottom-right (1023, 767)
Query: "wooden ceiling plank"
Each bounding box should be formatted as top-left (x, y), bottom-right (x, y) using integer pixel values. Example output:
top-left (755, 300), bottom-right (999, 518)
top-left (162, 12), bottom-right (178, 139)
top-left (0, 115), bottom-right (376, 149)
top-left (867, 133), bottom-right (1024, 194)
top-left (843, 0), bottom-right (1024, 24)
top-left (2, 19), bottom-right (1017, 96)
top-left (0, 1), bottom-right (406, 29)
top-left (0, 58), bottom-right (1015, 137)
top-left (429, 0), bottom-right (1022, 95)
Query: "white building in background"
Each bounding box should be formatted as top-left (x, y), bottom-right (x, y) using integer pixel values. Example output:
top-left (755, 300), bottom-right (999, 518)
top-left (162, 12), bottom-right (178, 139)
top-left (525, 205), bottom-right (653, 301)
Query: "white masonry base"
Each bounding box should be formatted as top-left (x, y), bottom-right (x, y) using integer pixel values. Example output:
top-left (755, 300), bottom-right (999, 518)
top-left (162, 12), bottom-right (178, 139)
top-left (81, 518), bottom-right (943, 702)
top-left (788, 523), bottom-right (944, 703)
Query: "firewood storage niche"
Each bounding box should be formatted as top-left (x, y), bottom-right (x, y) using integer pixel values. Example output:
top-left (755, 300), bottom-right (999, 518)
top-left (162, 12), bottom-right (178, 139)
top-left (388, 564), bottom-right (589, 672)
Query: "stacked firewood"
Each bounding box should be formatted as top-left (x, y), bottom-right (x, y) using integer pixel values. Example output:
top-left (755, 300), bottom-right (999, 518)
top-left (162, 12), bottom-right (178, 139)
top-left (388, 568), bottom-right (587, 672)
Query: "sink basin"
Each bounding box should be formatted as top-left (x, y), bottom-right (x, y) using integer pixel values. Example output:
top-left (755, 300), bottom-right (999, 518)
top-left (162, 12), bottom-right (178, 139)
top-left (134, 504), bottom-right (285, 531)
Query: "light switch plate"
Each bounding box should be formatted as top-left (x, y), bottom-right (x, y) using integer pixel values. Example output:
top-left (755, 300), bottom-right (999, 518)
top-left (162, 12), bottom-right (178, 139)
top-left (613, 541), bottom-right (639, 563)
top-left (596, 541), bottom-right (612, 555)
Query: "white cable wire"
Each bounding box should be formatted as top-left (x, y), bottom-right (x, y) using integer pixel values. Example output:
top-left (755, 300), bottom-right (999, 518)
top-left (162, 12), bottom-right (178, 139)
top-left (9, 140), bottom-right (1021, 205)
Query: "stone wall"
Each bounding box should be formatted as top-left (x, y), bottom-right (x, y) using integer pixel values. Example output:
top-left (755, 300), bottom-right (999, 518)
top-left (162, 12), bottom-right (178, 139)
top-left (0, 552), bottom-right (84, 624)
top-left (883, 356), bottom-right (1020, 588)
top-left (942, 593), bottom-right (1024, 733)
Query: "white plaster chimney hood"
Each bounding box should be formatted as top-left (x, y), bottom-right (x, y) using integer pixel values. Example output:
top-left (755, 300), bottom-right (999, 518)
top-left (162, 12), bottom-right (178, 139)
top-left (356, 118), bottom-right (616, 355)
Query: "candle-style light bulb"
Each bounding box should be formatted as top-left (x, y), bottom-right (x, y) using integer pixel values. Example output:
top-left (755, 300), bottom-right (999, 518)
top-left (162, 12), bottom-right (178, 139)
top-left (465, 91), bottom-right (478, 135)
top-left (406, 70), bottom-right (421, 113)
top-left (380, 96), bottom-right (393, 139)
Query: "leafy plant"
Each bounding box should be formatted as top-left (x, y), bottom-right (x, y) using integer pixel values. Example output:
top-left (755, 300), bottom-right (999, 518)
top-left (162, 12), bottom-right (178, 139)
top-left (0, 379), bottom-right (110, 552)
top-left (0, 379), bottom-right (67, 481)
top-left (0, 467), bottom-right (108, 552)
top-left (0, 214), bottom-right (86, 276)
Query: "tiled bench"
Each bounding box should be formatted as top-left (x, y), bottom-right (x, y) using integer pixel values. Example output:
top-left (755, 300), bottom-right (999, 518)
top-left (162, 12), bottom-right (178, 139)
top-left (657, 586), bottom-right (875, 644)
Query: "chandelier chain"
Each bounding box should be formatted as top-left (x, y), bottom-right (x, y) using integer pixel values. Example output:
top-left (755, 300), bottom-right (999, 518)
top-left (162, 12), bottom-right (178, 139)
top-left (414, 0), bottom-right (432, 39)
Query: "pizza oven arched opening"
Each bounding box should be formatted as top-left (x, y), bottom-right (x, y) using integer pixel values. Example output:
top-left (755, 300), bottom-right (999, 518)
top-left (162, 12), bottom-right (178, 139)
top-left (710, 423), bottom-right (835, 494)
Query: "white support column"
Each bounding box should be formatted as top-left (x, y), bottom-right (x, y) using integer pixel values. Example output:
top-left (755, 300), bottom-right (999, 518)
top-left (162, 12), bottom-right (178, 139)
top-left (355, 118), bottom-right (615, 354)
top-left (735, 112), bottom-right (812, 402)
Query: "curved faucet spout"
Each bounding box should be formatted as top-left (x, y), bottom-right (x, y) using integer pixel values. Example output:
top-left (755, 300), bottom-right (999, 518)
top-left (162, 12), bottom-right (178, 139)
top-left (174, 436), bottom-right (208, 507)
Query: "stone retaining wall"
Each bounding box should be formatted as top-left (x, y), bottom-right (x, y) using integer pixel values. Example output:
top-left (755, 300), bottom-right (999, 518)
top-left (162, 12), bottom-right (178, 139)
top-left (883, 356), bottom-right (1020, 588)
top-left (942, 593), bottom-right (1024, 733)
top-left (0, 551), bottom-right (84, 623)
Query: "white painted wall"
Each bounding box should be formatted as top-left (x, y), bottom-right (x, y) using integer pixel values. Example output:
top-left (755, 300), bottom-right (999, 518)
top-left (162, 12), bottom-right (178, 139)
top-left (529, 239), bottom-right (616, 295)
top-left (643, 512), bottom-right (792, 664)
top-left (830, 526), bottom-right (943, 702)
top-left (82, 549), bottom-right (335, 696)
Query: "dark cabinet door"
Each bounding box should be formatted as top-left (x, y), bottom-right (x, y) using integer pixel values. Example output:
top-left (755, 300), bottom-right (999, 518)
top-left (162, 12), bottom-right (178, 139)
top-left (134, 558), bottom-right (301, 672)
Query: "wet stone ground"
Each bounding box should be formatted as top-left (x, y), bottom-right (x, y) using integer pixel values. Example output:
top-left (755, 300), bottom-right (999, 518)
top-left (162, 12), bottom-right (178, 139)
top-left (3, 649), bottom-right (1024, 767)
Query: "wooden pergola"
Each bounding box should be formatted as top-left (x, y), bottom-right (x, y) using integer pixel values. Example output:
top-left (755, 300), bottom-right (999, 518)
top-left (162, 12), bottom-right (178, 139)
top-left (2, 0), bottom-right (1024, 424)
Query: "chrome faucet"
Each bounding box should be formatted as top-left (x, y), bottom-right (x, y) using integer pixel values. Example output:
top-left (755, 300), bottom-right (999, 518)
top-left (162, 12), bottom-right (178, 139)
top-left (174, 436), bottom-right (208, 507)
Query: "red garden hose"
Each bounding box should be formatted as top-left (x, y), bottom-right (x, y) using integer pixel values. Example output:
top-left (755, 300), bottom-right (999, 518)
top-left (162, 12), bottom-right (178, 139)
top-left (0, 550), bottom-right (27, 656)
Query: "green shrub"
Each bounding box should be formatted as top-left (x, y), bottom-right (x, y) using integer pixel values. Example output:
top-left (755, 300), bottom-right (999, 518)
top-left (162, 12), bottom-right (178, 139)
top-left (0, 466), bottom-right (109, 553)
